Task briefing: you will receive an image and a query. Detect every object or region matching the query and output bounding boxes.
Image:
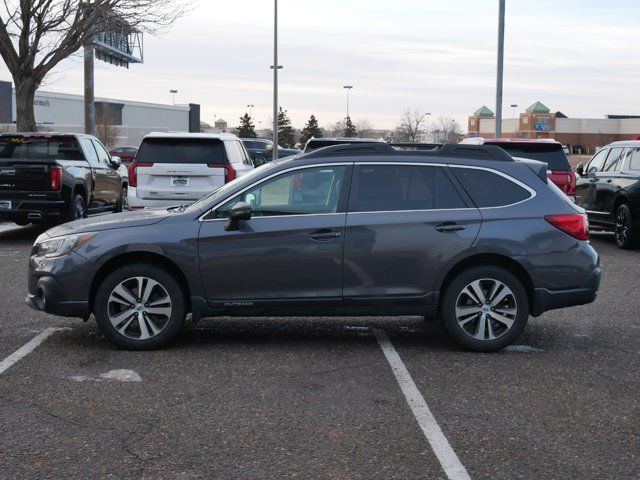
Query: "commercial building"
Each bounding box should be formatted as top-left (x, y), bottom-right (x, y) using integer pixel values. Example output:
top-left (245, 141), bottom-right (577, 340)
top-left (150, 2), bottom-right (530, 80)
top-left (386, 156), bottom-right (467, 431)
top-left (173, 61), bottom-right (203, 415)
top-left (468, 101), bottom-right (640, 154)
top-left (0, 80), bottom-right (200, 148)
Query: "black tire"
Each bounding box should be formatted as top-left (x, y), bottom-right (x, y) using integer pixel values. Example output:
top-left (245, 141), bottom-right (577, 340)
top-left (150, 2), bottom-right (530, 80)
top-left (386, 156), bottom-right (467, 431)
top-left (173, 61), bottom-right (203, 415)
top-left (94, 263), bottom-right (187, 350)
top-left (440, 266), bottom-right (529, 352)
top-left (614, 204), bottom-right (639, 250)
top-left (116, 186), bottom-right (128, 212)
top-left (66, 193), bottom-right (87, 222)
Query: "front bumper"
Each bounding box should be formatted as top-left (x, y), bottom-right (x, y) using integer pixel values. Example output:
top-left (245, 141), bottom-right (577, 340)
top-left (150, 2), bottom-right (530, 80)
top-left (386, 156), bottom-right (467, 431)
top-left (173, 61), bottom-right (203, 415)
top-left (531, 266), bottom-right (602, 316)
top-left (26, 275), bottom-right (90, 318)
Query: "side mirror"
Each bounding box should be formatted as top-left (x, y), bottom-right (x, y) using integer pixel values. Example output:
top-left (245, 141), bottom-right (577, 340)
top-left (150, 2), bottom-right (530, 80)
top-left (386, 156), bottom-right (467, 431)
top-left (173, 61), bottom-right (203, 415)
top-left (575, 163), bottom-right (584, 176)
top-left (110, 156), bottom-right (122, 168)
top-left (224, 201), bottom-right (252, 231)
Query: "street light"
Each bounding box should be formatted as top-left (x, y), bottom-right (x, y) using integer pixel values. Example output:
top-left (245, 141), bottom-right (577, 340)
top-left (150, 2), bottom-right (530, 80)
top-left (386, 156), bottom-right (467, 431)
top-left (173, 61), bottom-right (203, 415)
top-left (425, 112), bottom-right (431, 142)
top-left (272, 0), bottom-right (279, 162)
top-left (247, 104), bottom-right (254, 117)
top-left (169, 89), bottom-right (178, 105)
top-left (510, 104), bottom-right (518, 119)
top-left (343, 85), bottom-right (354, 118)
top-left (495, 0), bottom-right (506, 138)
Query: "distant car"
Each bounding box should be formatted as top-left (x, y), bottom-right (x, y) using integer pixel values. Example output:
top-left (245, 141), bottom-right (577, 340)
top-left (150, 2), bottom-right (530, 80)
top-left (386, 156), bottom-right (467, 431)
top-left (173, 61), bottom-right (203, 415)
top-left (0, 133), bottom-right (128, 225)
top-left (127, 133), bottom-right (254, 210)
top-left (109, 146), bottom-right (138, 164)
top-left (460, 138), bottom-right (576, 200)
top-left (303, 137), bottom-right (386, 153)
top-left (575, 140), bottom-right (640, 249)
top-left (26, 142), bottom-right (600, 352)
top-left (241, 138), bottom-right (301, 165)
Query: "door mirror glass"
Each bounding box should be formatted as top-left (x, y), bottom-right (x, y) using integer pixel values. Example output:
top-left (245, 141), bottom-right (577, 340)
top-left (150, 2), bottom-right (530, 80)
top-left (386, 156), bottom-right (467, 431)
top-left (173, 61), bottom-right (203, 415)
top-left (110, 156), bottom-right (122, 168)
top-left (575, 163), bottom-right (584, 176)
top-left (225, 201), bottom-right (252, 231)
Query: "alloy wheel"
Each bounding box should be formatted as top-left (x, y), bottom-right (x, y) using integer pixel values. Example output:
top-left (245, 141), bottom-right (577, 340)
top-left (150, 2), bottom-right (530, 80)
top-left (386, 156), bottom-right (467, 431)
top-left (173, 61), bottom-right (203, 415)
top-left (615, 208), bottom-right (629, 246)
top-left (455, 278), bottom-right (518, 341)
top-left (74, 196), bottom-right (85, 219)
top-left (107, 277), bottom-right (172, 340)
top-left (121, 188), bottom-right (129, 211)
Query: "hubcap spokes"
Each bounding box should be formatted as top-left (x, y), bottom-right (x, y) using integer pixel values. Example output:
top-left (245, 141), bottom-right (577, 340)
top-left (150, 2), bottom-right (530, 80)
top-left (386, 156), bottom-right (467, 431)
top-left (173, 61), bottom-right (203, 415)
top-left (616, 210), bottom-right (628, 244)
top-left (107, 277), bottom-right (172, 340)
top-left (455, 279), bottom-right (517, 341)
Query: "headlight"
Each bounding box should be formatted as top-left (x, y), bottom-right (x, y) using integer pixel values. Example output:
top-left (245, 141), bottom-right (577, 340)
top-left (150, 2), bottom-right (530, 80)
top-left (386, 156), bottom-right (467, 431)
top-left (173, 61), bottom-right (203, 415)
top-left (33, 232), bottom-right (97, 258)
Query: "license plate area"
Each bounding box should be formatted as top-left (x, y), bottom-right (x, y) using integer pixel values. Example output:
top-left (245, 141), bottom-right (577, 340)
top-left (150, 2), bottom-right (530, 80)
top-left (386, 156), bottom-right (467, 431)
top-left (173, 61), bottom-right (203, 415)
top-left (171, 176), bottom-right (189, 187)
top-left (0, 200), bottom-right (11, 209)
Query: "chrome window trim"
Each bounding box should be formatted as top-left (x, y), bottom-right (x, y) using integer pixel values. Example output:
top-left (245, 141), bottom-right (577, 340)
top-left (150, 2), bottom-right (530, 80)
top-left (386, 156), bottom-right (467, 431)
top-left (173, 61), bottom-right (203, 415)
top-left (199, 162), bottom-right (352, 222)
top-left (199, 160), bottom-right (537, 222)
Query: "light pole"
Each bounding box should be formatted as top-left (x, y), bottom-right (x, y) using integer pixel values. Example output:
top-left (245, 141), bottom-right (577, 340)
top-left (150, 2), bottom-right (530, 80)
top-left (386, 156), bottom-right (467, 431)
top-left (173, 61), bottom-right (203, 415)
top-left (343, 85), bottom-right (353, 118)
top-left (170, 89), bottom-right (178, 105)
top-left (272, 0), bottom-right (279, 161)
top-left (247, 104), bottom-right (254, 117)
top-left (495, 0), bottom-right (505, 138)
top-left (425, 112), bottom-right (431, 142)
top-left (510, 104), bottom-right (518, 119)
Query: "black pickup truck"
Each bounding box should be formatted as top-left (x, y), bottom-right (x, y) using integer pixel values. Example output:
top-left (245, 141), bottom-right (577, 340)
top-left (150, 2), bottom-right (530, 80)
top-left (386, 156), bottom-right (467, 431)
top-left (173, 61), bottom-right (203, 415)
top-left (0, 133), bottom-right (128, 226)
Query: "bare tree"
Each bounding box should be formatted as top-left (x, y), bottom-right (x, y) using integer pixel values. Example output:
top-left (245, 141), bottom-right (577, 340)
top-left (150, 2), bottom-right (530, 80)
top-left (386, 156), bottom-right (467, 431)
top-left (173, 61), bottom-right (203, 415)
top-left (324, 120), bottom-right (346, 137)
top-left (433, 116), bottom-right (463, 143)
top-left (355, 118), bottom-right (374, 138)
top-left (95, 108), bottom-right (121, 149)
top-left (394, 109), bottom-right (427, 143)
top-left (0, 1), bottom-right (187, 131)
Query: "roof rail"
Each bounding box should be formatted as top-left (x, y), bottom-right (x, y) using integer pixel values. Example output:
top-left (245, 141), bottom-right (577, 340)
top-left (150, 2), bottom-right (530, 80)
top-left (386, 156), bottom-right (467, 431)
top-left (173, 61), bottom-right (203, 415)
top-left (300, 142), bottom-right (514, 162)
top-left (390, 142), bottom-right (442, 150)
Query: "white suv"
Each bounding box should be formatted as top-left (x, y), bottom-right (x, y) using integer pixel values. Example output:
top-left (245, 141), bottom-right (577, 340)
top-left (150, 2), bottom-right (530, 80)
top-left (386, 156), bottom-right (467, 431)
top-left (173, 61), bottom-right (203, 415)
top-left (128, 132), bottom-right (255, 209)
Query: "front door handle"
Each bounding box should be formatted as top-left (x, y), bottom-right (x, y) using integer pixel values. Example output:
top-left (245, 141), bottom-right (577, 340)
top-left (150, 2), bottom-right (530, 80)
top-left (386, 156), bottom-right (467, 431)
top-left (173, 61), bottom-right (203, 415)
top-left (310, 229), bottom-right (342, 241)
top-left (436, 222), bottom-right (466, 233)
top-left (606, 179), bottom-right (613, 183)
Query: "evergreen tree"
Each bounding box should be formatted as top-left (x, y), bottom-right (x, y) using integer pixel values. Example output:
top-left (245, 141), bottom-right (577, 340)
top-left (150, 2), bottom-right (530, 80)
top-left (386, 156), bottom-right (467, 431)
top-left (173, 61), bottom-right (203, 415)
top-left (236, 113), bottom-right (257, 138)
top-left (298, 114), bottom-right (324, 148)
top-left (277, 107), bottom-right (296, 148)
top-left (343, 116), bottom-right (357, 137)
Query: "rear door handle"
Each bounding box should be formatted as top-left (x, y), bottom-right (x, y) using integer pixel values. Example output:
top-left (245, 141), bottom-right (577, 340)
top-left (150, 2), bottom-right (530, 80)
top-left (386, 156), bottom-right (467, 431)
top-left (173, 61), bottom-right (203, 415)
top-left (310, 229), bottom-right (342, 241)
top-left (436, 222), bottom-right (466, 233)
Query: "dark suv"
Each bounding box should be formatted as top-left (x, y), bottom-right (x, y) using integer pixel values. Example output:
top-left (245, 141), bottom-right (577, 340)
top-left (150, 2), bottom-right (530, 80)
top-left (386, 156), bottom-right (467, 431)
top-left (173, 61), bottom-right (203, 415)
top-left (27, 143), bottom-right (600, 352)
top-left (575, 140), bottom-right (640, 249)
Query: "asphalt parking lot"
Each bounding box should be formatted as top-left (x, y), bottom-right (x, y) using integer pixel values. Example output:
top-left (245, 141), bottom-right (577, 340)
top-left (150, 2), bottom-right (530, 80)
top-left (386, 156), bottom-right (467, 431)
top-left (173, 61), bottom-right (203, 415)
top-left (0, 222), bottom-right (639, 479)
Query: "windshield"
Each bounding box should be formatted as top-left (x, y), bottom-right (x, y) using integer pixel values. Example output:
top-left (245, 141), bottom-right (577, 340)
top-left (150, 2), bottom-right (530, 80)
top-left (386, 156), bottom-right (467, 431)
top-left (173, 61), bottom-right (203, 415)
top-left (491, 143), bottom-right (569, 171)
top-left (0, 135), bottom-right (84, 160)
top-left (183, 161), bottom-right (281, 214)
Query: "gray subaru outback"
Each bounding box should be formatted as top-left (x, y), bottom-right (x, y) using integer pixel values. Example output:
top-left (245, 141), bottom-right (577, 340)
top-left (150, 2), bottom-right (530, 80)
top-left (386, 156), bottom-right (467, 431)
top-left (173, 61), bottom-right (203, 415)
top-left (27, 143), bottom-right (601, 352)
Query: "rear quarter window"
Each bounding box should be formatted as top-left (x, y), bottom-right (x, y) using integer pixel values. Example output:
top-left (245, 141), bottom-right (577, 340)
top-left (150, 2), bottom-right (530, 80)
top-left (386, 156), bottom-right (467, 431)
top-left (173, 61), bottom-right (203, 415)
top-left (453, 168), bottom-right (531, 208)
top-left (136, 138), bottom-right (227, 164)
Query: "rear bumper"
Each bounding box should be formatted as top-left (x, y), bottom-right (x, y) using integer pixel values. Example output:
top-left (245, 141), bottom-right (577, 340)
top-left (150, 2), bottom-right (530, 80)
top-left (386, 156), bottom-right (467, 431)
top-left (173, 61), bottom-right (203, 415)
top-left (26, 275), bottom-right (90, 318)
top-left (532, 266), bottom-right (602, 316)
top-left (127, 186), bottom-right (198, 209)
top-left (0, 197), bottom-right (66, 222)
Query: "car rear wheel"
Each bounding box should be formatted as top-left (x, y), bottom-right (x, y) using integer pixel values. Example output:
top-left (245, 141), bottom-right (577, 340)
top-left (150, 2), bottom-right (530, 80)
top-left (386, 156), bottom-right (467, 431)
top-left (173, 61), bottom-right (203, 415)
top-left (94, 263), bottom-right (186, 350)
top-left (441, 266), bottom-right (529, 352)
top-left (615, 204), bottom-right (638, 249)
top-left (66, 194), bottom-right (86, 222)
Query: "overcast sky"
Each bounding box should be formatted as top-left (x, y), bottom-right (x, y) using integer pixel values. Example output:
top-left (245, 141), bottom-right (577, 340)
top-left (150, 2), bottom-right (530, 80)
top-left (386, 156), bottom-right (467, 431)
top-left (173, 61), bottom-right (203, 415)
top-left (2, 0), bottom-right (639, 131)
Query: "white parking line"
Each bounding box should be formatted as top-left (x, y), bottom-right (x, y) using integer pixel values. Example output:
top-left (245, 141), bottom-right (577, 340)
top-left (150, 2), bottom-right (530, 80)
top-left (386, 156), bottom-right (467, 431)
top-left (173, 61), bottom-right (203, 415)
top-left (0, 327), bottom-right (68, 375)
top-left (373, 329), bottom-right (471, 480)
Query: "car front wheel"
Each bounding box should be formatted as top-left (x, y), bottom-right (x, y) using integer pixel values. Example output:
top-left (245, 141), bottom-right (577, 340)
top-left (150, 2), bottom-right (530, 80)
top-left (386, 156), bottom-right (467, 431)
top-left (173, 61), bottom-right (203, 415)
top-left (94, 263), bottom-right (186, 350)
top-left (441, 266), bottom-right (529, 352)
top-left (615, 204), bottom-right (638, 249)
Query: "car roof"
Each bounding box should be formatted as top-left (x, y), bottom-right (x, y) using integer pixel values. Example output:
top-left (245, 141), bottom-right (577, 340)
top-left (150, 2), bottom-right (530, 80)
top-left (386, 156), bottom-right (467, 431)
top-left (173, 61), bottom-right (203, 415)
top-left (241, 138), bottom-right (270, 142)
top-left (0, 132), bottom-right (89, 138)
top-left (143, 132), bottom-right (239, 141)
top-left (462, 137), bottom-right (561, 145)
top-left (307, 137), bottom-right (386, 143)
top-left (607, 140), bottom-right (640, 147)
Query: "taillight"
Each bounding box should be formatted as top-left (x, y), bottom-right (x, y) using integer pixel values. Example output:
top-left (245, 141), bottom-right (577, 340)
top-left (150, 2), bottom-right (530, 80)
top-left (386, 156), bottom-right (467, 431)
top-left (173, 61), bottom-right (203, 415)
top-left (208, 164), bottom-right (237, 183)
top-left (128, 162), bottom-right (153, 188)
top-left (545, 213), bottom-right (589, 241)
top-left (51, 166), bottom-right (62, 190)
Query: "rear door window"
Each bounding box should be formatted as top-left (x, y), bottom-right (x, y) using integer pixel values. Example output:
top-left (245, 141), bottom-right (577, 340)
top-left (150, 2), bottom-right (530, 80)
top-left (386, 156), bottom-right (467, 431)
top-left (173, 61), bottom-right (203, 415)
top-left (136, 138), bottom-right (227, 164)
top-left (453, 168), bottom-right (531, 208)
top-left (493, 143), bottom-right (570, 171)
top-left (0, 136), bottom-right (84, 160)
top-left (603, 147), bottom-right (625, 172)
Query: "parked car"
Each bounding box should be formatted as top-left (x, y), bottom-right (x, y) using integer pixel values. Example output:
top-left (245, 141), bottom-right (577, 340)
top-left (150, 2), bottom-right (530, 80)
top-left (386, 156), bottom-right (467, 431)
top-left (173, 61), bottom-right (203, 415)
top-left (575, 140), bottom-right (640, 249)
top-left (128, 132), bottom-right (254, 209)
top-left (27, 142), bottom-right (600, 352)
top-left (0, 133), bottom-right (128, 226)
top-left (460, 138), bottom-right (576, 200)
top-left (303, 137), bottom-right (386, 153)
top-left (109, 146), bottom-right (138, 164)
top-left (241, 138), bottom-right (302, 165)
